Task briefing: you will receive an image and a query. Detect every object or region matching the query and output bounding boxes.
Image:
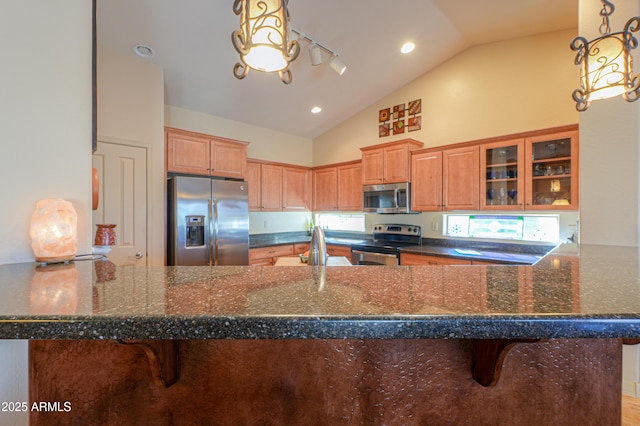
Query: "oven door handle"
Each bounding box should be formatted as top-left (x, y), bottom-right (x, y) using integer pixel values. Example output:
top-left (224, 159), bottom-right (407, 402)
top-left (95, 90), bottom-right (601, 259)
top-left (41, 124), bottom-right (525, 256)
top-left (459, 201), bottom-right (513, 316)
top-left (351, 250), bottom-right (398, 259)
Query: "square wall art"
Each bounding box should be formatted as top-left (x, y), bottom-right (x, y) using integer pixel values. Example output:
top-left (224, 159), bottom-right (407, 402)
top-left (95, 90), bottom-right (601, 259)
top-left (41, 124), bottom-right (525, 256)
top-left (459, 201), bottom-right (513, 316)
top-left (378, 99), bottom-right (421, 137)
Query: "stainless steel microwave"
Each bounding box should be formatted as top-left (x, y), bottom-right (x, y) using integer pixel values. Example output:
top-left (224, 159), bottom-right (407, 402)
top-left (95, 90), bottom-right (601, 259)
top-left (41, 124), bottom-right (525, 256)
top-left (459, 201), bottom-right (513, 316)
top-left (362, 182), bottom-right (412, 214)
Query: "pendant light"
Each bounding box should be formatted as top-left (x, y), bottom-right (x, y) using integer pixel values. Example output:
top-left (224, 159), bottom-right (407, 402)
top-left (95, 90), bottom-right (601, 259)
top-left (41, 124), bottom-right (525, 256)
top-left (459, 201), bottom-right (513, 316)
top-left (232, 0), bottom-right (300, 84)
top-left (571, 0), bottom-right (640, 111)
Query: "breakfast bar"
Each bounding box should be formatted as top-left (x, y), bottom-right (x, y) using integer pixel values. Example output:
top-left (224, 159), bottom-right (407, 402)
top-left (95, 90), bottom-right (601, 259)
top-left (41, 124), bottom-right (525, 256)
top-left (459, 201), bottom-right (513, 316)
top-left (4, 244), bottom-right (640, 424)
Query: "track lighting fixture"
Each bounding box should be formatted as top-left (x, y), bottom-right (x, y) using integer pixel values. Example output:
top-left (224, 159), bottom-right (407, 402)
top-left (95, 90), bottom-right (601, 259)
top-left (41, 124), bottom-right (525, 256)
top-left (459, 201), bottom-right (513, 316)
top-left (309, 44), bottom-right (322, 66)
top-left (290, 28), bottom-right (346, 75)
top-left (330, 55), bottom-right (346, 75)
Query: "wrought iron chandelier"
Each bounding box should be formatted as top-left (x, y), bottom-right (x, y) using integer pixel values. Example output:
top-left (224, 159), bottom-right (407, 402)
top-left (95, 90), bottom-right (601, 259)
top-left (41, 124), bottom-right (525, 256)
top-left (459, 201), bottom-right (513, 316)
top-left (571, 0), bottom-right (640, 111)
top-left (232, 0), bottom-right (300, 84)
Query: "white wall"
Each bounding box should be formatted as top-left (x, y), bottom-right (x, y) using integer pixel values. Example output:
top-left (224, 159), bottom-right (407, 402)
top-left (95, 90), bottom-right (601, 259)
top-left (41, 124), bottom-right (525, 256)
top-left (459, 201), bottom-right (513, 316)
top-left (0, 1), bottom-right (92, 425)
top-left (97, 47), bottom-right (165, 266)
top-left (250, 212), bottom-right (312, 234)
top-left (579, 0), bottom-right (640, 247)
top-left (313, 29), bottom-right (579, 166)
top-left (576, 0), bottom-right (640, 396)
top-left (0, 3), bottom-right (92, 264)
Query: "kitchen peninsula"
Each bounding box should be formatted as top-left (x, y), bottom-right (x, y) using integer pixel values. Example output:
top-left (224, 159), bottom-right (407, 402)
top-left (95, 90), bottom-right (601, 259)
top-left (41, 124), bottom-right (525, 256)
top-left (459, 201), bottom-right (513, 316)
top-left (6, 244), bottom-right (640, 424)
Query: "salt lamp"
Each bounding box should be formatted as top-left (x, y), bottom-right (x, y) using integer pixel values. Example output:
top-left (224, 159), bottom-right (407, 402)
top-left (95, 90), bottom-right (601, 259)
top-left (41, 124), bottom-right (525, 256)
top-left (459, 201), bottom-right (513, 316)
top-left (30, 199), bottom-right (78, 263)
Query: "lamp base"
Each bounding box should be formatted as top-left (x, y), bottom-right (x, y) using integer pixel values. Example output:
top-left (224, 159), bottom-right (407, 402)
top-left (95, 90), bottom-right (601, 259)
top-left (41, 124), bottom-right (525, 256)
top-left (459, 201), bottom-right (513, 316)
top-left (35, 255), bottom-right (75, 265)
top-left (92, 246), bottom-right (112, 255)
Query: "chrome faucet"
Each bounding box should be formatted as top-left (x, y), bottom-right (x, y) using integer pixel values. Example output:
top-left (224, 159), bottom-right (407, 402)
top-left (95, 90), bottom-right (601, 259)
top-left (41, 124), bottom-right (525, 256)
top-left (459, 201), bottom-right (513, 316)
top-left (308, 225), bottom-right (328, 267)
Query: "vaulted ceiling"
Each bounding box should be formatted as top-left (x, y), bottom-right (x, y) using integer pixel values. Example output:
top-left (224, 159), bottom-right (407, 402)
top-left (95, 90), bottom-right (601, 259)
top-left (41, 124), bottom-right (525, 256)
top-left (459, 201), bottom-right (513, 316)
top-left (97, 0), bottom-right (577, 139)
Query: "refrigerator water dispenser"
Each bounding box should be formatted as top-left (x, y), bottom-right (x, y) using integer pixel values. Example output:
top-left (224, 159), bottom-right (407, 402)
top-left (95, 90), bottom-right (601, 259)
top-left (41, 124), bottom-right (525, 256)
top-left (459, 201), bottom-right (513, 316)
top-left (185, 215), bottom-right (205, 247)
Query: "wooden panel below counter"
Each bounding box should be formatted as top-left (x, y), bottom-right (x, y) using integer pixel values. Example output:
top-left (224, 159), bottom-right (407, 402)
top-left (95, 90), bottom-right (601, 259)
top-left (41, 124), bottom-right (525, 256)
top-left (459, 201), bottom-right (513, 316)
top-left (30, 338), bottom-right (621, 425)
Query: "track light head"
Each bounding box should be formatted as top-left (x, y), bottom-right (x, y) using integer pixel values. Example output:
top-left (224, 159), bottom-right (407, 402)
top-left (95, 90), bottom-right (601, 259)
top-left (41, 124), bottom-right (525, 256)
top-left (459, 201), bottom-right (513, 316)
top-left (330, 55), bottom-right (346, 75)
top-left (309, 44), bottom-right (322, 66)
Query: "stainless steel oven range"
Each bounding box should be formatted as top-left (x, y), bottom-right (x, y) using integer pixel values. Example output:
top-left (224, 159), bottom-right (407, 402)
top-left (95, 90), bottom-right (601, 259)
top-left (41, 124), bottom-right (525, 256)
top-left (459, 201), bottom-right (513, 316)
top-left (351, 224), bottom-right (421, 266)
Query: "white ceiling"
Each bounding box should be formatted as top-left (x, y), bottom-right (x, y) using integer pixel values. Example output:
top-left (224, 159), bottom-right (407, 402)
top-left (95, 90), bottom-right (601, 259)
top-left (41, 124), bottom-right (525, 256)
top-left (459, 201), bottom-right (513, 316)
top-left (97, 0), bottom-right (577, 140)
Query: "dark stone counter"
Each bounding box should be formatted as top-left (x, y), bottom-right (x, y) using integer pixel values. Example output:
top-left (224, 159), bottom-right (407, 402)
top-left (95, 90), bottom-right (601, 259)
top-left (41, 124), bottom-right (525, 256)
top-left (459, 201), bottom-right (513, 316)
top-left (398, 245), bottom-right (546, 264)
top-left (249, 230), bottom-right (372, 248)
top-left (2, 243), bottom-right (640, 340)
top-left (250, 232), bottom-right (553, 264)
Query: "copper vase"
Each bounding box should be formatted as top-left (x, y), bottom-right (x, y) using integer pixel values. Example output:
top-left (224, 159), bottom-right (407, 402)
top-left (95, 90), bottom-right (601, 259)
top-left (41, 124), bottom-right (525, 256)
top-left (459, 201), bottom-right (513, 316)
top-left (95, 224), bottom-right (117, 246)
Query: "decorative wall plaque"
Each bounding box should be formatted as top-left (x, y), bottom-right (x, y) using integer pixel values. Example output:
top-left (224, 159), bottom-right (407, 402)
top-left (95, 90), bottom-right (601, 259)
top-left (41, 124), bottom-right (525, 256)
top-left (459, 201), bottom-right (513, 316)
top-left (378, 98), bottom-right (421, 137)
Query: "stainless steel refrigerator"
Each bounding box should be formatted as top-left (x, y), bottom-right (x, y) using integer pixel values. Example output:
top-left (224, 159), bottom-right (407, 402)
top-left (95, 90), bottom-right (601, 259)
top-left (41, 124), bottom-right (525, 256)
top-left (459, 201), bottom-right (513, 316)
top-left (167, 176), bottom-right (249, 266)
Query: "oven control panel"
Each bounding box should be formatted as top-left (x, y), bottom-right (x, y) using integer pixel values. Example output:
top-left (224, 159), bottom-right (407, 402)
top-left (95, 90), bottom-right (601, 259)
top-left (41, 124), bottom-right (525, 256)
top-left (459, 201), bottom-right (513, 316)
top-left (372, 224), bottom-right (421, 236)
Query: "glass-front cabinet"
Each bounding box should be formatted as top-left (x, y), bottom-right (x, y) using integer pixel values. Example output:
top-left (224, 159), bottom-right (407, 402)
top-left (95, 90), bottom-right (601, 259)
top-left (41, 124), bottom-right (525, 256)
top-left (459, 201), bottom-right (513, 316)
top-left (524, 130), bottom-right (578, 210)
top-left (480, 139), bottom-right (525, 210)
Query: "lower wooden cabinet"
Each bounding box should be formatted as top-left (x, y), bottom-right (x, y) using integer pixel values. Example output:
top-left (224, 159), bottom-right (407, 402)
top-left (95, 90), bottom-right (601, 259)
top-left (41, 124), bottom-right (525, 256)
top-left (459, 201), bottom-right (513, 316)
top-left (400, 252), bottom-right (521, 266)
top-left (249, 244), bottom-right (294, 266)
top-left (293, 243), bottom-right (310, 255)
top-left (400, 252), bottom-right (472, 266)
top-left (249, 243), bottom-right (311, 266)
top-left (326, 244), bottom-right (351, 257)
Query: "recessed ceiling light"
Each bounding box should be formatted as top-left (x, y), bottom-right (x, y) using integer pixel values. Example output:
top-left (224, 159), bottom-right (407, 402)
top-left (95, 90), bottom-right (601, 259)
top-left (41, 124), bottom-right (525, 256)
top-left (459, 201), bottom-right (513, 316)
top-left (133, 44), bottom-right (155, 58)
top-left (401, 42), bottom-right (415, 54)
top-left (311, 106), bottom-right (322, 114)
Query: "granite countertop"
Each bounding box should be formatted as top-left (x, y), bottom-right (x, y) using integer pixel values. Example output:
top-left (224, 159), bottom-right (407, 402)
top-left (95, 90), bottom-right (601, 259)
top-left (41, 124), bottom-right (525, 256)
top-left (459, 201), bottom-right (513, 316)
top-left (249, 231), bottom-right (372, 248)
top-left (398, 245), bottom-right (545, 264)
top-left (251, 232), bottom-right (551, 264)
top-left (2, 243), bottom-right (640, 341)
top-left (274, 256), bottom-right (352, 266)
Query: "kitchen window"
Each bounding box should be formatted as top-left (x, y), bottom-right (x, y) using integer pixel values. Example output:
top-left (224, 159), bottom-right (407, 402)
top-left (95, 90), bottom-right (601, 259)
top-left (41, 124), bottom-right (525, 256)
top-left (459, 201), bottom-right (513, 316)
top-left (443, 214), bottom-right (559, 243)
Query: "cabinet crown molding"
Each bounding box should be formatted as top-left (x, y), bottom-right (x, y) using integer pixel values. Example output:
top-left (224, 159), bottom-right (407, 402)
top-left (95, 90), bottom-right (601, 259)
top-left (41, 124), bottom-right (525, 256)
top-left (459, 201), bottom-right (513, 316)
top-left (360, 138), bottom-right (423, 152)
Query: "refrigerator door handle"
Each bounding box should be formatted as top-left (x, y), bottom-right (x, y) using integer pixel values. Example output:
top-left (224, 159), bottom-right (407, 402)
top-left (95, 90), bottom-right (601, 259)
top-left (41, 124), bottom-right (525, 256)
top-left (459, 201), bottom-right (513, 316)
top-left (212, 198), bottom-right (220, 266)
top-left (208, 198), bottom-right (214, 266)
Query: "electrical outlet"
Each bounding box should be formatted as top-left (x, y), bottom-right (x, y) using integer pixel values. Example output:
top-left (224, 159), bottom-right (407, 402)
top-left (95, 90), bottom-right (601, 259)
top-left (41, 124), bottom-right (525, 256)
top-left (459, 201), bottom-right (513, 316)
top-left (431, 221), bottom-right (439, 232)
top-left (263, 220), bottom-right (269, 228)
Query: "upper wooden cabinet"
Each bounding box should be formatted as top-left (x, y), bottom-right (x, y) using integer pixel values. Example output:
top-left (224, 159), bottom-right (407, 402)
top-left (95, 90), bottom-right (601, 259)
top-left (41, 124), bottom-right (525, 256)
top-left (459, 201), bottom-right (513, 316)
top-left (337, 162), bottom-right (362, 211)
top-left (313, 161), bottom-right (362, 211)
top-left (260, 164), bottom-right (283, 211)
top-left (246, 161), bottom-right (262, 211)
top-left (361, 139), bottom-right (423, 185)
top-left (247, 160), bottom-right (310, 212)
top-left (282, 166), bottom-right (312, 211)
top-left (411, 125), bottom-right (578, 213)
top-left (313, 166), bottom-right (338, 211)
top-left (478, 127), bottom-right (578, 211)
top-left (443, 145), bottom-right (480, 211)
top-left (411, 150), bottom-right (443, 211)
top-left (410, 145), bottom-right (480, 212)
top-left (480, 139), bottom-right (525, 210)
top-left (166, 127), bottom-right (248, 179)
top-left (524, 129), bottom-right (578, 210)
